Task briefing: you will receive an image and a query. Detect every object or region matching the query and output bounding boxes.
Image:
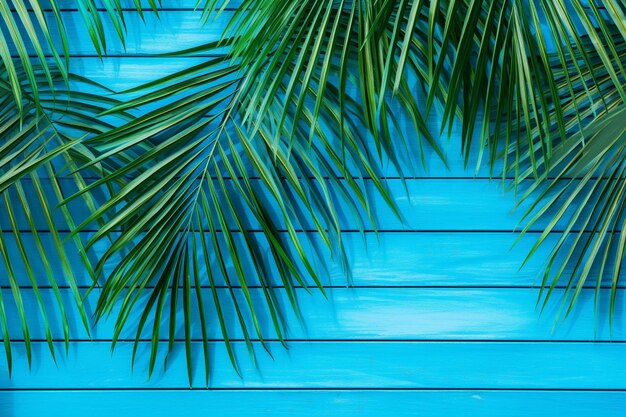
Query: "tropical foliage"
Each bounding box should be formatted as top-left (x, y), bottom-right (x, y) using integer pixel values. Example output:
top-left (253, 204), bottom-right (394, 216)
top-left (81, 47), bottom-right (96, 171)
top-left (0, 0), bottom-right (625, 384)
top-left (0, 66), bottom-right (131, 374)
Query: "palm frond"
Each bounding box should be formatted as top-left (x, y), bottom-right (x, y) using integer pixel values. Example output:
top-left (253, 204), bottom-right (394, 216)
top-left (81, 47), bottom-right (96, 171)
top-left (1, 0), bottom-right (152, 109)
top-left (206, 1), bottom-right (626, 178)
top-left (370, 0), bottom-right (626, 177)
top-left (198, 0), bottom-right (626, 324)
top-left (500, 18), bottom-right (626, 321)
top-left (517, 104), bottom-right (626, 323)
top-left (65, 42), bottom-right (400, 385)
top-left (0, 65), bottom-right (130, 374)
top-left (202, 0), bottom-right (445, 170)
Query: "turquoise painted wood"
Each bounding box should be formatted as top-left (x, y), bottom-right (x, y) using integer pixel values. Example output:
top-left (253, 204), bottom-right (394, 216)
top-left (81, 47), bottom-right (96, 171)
top-left (8, 11), bottom-right (232, 55)
top-left (2, 4), bottom-right (624, 417)
top-left (4, 231), bottom-right (625, 287)
top-left (0, 179), bottom-right (588, 231)
top-left (3, 341), bottom-right (626, 389)
top-left (3, 287), bottom-right (626, 341)
top-left (3, 390), bottom-right (626, 417)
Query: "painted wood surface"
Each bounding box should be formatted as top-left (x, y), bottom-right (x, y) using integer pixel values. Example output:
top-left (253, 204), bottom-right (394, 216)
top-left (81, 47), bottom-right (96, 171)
top-left (3, 390), bottom-right (625, 417)
top-left (0, 179), bottom-right (585, 231)
top-left (3, 232), bottom-right (624, 288)
top-left (1, 5), bottom-right (622, 416)
top-left (0, 231), bottom-right (623, 288)
top-left (3, 341), bottom-right (626, 389)
top-left (4, 287), bottom-right (626, 341)
top-left (9, 11), bottom-right (231, 55)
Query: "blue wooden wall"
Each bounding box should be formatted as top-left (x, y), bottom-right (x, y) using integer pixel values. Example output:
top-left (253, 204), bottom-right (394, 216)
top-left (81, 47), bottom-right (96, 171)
top-left (1, 2), bottom-right (625, 416)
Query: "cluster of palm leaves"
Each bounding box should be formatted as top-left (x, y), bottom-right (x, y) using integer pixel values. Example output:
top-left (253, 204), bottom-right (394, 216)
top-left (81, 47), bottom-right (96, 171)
top-left (1, 0), bottom-right (625, 384)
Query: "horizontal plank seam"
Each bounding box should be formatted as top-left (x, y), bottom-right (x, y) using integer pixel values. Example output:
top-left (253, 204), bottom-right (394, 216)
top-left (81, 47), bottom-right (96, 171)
top-left (0, 387), bottom-right (623, 392)
top-left (12, 340), bottom-right (626, 344)
top-left (12, 7), bottom-right (240, 12)
top-left (4, 285), bottom-right (621, 290)
top-left (12, 54), bottom-right (224, 59)
top-left (12, 339), bottom-right (626, 343)
top-left (0, 229), bottom-right (602, 234)
top-left (38, 176), bottom-right (588, 181)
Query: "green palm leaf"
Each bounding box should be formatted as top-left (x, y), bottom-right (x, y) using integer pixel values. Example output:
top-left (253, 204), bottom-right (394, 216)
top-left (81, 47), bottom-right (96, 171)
top-left (203, 0), bottom-right (445, 169)
top-left (206, 1), bottom-right (626, 177)
top-left (369, 0), bottom-right (626, 177)
top-left (201, 0), bottom-right (626, 323)
top-left (502, 21), bottom-right (626, 321)
top-left (517, 104), bottom-right (626, 323)
top-left (1, 0), bottom-right (152, 109)
top-left (0, 65), bottom-right (131, 374)
top-left (65, 43), bottom-right (402, 385)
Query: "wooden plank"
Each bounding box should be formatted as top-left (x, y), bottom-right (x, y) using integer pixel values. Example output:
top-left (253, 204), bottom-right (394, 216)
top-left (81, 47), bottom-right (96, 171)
top-left (0, 179), bottom-right (566, 232)
top-left (20, 0), bottom-right (240, 10)
top-left (1, 390), bottom-right (624, 417)
top-left (71, 56), bottom-right (207, 90)
top-left (2, 341), bottom-right (625, 388)
top-left (54, 0), bottom-right (240, 9)
top-left (40, 54), bottom-right (495, 179)
top-left (67, 56), bottom-right (488, 178)
top-left (3, 287), bottom-right (624, 342)
top-left (3, 231), bottom-right (616, 288)
top-left (8, 11), bottom-right (232, 56)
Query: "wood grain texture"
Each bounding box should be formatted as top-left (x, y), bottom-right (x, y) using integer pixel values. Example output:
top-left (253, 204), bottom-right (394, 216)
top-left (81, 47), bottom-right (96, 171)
top-left (4, 231), bottom-right (621, 288)
top-left (0, 179), bottom-right (577, 231)
top-left (3, 287), bottom-right (624, 342)
top-left (9, 11), bottom-right (231, 55)
top-left (2, 341), bottom-right (626, 389)
top-left (2, 390), bottom-right (625, 417)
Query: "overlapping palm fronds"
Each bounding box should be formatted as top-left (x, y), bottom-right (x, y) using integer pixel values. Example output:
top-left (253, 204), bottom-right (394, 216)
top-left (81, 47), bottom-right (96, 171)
top-left (206, 1), bottom-right (626, 174)
top-left (202, 0), bottom-right (626, 322)
top-left (67, 42), bottom-right (405, 385)
top-left (0, 66), bottom-right (131, 374)
top-left (2, 0), bottom-right (626, 383)
top-left (389, 0), bottom-right (626, 177)
top-left (206, 0), bottom-right (447, 169)
top-left (0, 0), bottom-right (150, 374)
top-left (396, 1), bottom-right (626, 320)
top-left (515, 36), bottom-right (626, 321)
top-left (1, 0), bottom-right (153, 109)
top-left (519, 105), bottom-right (626, 322)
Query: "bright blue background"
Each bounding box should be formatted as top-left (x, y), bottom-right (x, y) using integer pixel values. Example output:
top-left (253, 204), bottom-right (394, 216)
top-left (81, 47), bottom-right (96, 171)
top-left (1, 2), bottom-right (624, 416)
